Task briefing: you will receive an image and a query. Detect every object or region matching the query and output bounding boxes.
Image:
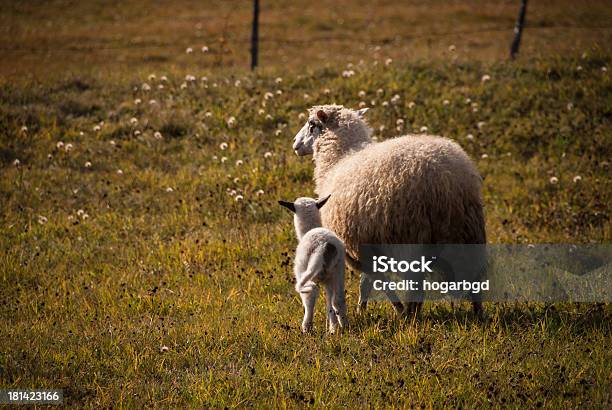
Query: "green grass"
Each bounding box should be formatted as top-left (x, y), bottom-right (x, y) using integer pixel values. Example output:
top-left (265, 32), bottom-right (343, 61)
top-left (1, 54), bottom-right (610, 408)
top-left (1, 1), bottom-right (611, 407)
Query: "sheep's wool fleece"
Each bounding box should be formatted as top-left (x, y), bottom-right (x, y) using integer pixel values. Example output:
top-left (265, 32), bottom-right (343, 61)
top-left (310, 106), bottom-right (486, 267)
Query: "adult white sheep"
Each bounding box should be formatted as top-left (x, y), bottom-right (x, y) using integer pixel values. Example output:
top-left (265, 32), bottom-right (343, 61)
top-left (278, 195), bottom-right (348, 333)
top-left (292, 105), bottom-right (486, 317)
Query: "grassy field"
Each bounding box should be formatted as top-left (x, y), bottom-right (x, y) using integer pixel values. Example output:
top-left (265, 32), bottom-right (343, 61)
top-left (1, 0), bottom-right (611, 408)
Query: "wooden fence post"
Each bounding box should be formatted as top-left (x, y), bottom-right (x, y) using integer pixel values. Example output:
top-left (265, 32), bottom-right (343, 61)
top-left (510, 0), bottom-right (528, 59)
top-left (251, 0), bottom-right (260, 70)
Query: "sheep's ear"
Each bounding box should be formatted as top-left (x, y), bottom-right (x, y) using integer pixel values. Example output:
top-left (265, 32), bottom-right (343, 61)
top-left (316, 194), bottom-right (331, 209)
top-left (278, 200), bottom-right (296, 213)
top-left (316, 109), bottom-right (328, 123)
top-left (357, 108), bottom-right (369, 118)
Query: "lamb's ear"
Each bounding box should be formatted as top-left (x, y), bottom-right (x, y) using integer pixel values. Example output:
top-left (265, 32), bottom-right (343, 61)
top-left (316, 109), bottom-right (328, 123)
top-left (278, 200), bottom-right (296, 213)
top-left (316, 194), bottom-right (331, 209)
top-left (357, 108), bottom-right (369, 118)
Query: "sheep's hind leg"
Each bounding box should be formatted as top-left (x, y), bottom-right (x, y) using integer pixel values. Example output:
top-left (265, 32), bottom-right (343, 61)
top-left (300, 286), bottom-right (319, 333)
top-left (332, 277), bottom-right (348, 329)
top-left (324, 285), bottom-right (339, 333)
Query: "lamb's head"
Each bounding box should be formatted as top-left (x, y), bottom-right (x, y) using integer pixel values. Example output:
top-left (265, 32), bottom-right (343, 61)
top-left (292, 105), bottom-right (370, 156)
top-left (278, 195), bottom-right (331, 239)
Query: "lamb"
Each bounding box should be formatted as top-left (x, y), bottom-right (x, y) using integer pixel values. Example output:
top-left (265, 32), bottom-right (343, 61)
top-left (292, 105), bottom-right (486, 317)
top-left (278, 195), bottom-right (348, 333)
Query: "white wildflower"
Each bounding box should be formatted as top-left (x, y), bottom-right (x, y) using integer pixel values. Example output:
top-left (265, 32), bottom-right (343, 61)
top-left (221, 157), bottom-right (227, 163)
top-left (235, 159), bottom-right (243, 166)
top-left (549, 176), bottom-right (559, 185)
top-left (220, 142), bottom-right (228, 150)
top-left (154, 131), bottom-right (163, 140)
top-left (65, 143), bottom-right (73, 152)
top-left (443, 99), bottom-right (450, 106)
top-left (235, 195), bottom-right (244, 201)
top-left (201, 46), bottom-right (209, 53)
top-left (256, 189), bottom-right (264, 196)
top-left (117, 169), bottom-right (123, 175)
top-left (186, 47), bottom-right (193, 54)
top-left (227, 117), bottom-right (237, 128)
top-left (129, 117), bottom-right (138, 125)
top-left (358, 90), bottom-right (366, 98)
top-left (56, 141), bottom-right (64, 149)
top-left (448, 44), bottom-right (456, 52)
top-left (84, 161), bottom-right (92, 168)
top-left (481, 74), bottom-right (491, 83)
top-left (275, 77), bottom-right (282, 84)
top-left (573, 175), bottom-right (582, 183)
top-left (148, 74), bottom-right (156, 81)
top-left (166, 187), bottom-right (174, 192)
top-left (142, 83), bottom-right (151, 92)
top-left (37, 215), bottom-right (48, 225)
top-left (13, 158), bottom-right (20, 167)
top-left (419, 126), bottom-right (428, 133)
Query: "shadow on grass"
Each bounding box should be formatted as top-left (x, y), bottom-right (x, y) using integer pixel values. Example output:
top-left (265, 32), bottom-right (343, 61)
top-left (347, 302), bottom-right (610, 336)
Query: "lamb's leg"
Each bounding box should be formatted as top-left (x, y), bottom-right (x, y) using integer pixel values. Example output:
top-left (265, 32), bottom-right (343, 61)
top-left (332, 275), bottom-right (348, 329)
top-left (324, 284), bottom-right (339, 334)
top-left (300, 287), bottom-right (319, 333)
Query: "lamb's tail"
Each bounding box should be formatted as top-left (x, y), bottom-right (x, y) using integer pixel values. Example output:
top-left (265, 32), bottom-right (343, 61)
top-left (296, 243), bottom-right (338, 293)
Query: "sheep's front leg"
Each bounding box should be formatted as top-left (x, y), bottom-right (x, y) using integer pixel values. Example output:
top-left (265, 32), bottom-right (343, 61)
top-left (300, 287), bottom-right (319, 333)
top-left (359, 274), bottom-right (404, 315)
top-left (358, 274), bottom-right (372, 314)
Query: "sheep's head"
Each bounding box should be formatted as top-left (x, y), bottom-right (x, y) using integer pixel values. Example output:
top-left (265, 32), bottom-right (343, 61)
top-left (278, 195), bottom-right (331, 214)
top-left (278, 195), bottom-right (332, 238)
top-left (292, 105), bottom-right (369, 156)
